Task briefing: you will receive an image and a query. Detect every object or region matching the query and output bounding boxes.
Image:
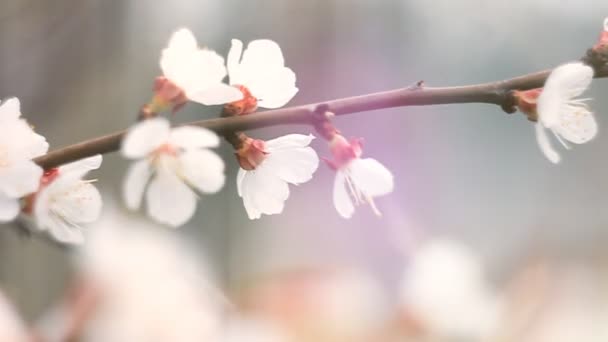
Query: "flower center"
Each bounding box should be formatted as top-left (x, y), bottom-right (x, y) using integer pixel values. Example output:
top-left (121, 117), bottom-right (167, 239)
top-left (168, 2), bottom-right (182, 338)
top-left (223, 85), bottom-right (258, 116)
top-left (141, 77), bottom-right (188, 118)
top-left (22, 168), bottom-right (60, 214)
top-left (236, 138), bottom-right (267, 170)
top-left (326, 135), bottom-right (362, 170)
top-left (344, 171), bottom-right (382, 217)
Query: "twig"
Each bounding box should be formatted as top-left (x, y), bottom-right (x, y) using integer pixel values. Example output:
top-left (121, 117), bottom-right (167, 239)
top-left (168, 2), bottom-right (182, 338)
top-left (32, 62), bottom-right (608, 170)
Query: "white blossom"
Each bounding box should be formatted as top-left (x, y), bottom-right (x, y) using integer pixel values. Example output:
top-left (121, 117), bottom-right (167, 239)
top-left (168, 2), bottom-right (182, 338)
top-left (237, 134), bottom-right (318, 219)
top-left (227, 39), bottom-right (298, 109)
top-left (122, 118), bottom-right (226, 227)
top-left (0, 98), bottom-right (49, 222)
top-left (32, 155), bottom-right (103, 244)
top-left (80, 222), bottom-right (224, 342)
top-left (160, 28), bottom-right (243, 105)
top-left (400, 238), bottom-right (503, 340)
top-left (327, 135), bottom-right (393, 219)
top-left (536, 62), bottom-right (596, 163)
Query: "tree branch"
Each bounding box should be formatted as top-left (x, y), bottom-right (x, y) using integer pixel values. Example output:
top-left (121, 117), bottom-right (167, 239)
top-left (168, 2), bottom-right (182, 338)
top-left (32, 64), bottom-right (608, 170)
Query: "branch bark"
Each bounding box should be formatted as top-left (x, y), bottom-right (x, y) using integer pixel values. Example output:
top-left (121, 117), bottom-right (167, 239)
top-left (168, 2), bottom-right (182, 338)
top-left (32, 64), bottom-right (608, 170)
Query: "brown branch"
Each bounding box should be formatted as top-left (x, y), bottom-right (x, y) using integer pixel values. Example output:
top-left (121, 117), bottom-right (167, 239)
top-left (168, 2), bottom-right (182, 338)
top-left (33, 63), bottom-right (608, 170)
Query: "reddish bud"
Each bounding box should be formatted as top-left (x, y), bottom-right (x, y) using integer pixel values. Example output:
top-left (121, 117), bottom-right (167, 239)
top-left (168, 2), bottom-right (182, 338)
top-left (513, 88), bottom-right (541, 122)
top-left (236, 137), bottom-right (267, 170)
top-left (223, 85), bottom-right (258, 116)
top-left (142, 77), bottom-right (188, 118)
top-left (325, 134), bottom-right (363, 170)
top-left (22, 168), bottom-right (60, 214)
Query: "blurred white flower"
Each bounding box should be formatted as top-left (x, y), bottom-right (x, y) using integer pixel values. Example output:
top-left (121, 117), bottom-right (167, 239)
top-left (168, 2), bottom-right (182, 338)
top-left (536, 62), bottom-right (596, 163)
top-left (122, 118), bottom-right (225, 227)
top-left (225, 39), bottom-right (298, 114)
top-left (400, 238), bottom-right (502, 340)
top-left (0, 291), bottom-right (28, 342)
top-left (159, 28), bottom-right (243, 106)
top-left (236, 134), bottom-right (318, 219)
top-left (0, 98), bottom-right (48, 222)
top-left (78, 222), bottom-right (224, 342)
top-left (243, 268), bottom-right (388, 341)
top-left (31, 155), bottom-right (103, 244)
top-left (221, 317), bottom-right (290, 342)
top-left (326, 134), bottom-right (393, 219)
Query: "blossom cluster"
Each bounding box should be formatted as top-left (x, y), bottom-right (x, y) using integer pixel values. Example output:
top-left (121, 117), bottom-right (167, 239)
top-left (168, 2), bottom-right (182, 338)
top-left (0, 98), bottom-right (102, 243)
top-left (1, 17), bottom-right (607, 243)
top-left (122, 28), bottom-right (395, 227)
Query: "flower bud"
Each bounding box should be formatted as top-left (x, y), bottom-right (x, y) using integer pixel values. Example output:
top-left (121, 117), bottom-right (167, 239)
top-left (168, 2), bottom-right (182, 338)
top-left (513, 88), bottom-right (541, 122)
top-left (223, 85), bottom-right (258, 116)
top-left (236, 137), bottom-right (267, 170)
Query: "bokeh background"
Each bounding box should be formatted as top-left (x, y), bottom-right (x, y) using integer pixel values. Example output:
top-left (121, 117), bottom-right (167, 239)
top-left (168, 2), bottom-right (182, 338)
top-left (1, 0), bottom-right (608, 334)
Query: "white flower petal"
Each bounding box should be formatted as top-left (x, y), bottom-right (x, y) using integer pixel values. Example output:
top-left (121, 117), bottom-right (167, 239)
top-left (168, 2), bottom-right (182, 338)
top-left (59, 155), bottom-right (102, 176)
top-left (45, 215), bottom-right (85, 244)
top-left (0, 193), bottom-right (19, 222)
top-left (232, 39), bottom-right (298, 108)
top-left (0, 119), bottom-right (48, 161)
top-left (187, 84), bottom-right (243, 106)
top-left (50, 182), bottom-right (102, 224)
top-left (169, 126), bottom-right (220, 150)
top-left (166, 28), bottom-right (198, 52)
top-left (163, 46), bottom-right (229, 97)
top-left (333, 171), bottom-right (355, 219)
top-left (146, 166), bottom-right (196, 227)
top-left (604, 17), bottom-right (608, 31)
top-left (535, 123), bottom-right (561, 164)
top-left (236, 168), bottom-right (246, 197)
top-left (0, 161), bottom-right (42, 198)
top-left (123, 160), bottom-right (152, 210)
top-left (538, 62), bottom-right (594, 128)
top-left (254, 68), bottom-right (298, 109)
top-left (238, 172), bottom-right (261, 219)
top-left (0, 98), bottom-right (21, 121)
top-left (264, 147), bottom-right (319, 184)
top-left (227, 39), bottom-right (244, 85)
top-left (349, 158), bottom-right (394, 198)
top-left (241, 40), bottom-right (285, 71)
top-left (551, 106), bottom-right (598, 144)
top-left (240, 167), bottom-right (289, 219)
top-left (179, 149), bottom-right (225, 194)
top-left (265, 134), bottom-right (315, 150)
top-left (121, 118), bottom-right (170, 159)
top-left (263, 134), bottom-right (318, 184)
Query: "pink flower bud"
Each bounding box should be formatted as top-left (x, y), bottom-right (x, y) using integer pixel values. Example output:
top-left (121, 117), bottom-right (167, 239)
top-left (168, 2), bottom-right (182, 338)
top-left (223, 85), bottom-right (259, 116)
top-left (326, 134), bottom-right (363, 170)
top-left (513, 88), bottom-right (541, 121)
top-left (236, 137), bottom-right (267, 170)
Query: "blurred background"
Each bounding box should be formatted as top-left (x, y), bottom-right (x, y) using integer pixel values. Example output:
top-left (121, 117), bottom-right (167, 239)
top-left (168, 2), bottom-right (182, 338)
top-left (1, 0), bottom-right (608, 340)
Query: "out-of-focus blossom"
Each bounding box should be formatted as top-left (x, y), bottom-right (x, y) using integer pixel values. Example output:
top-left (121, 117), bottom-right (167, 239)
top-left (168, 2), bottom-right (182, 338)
top-left (26, 155), bottom-right (103, 244)
top-left (0, 291), bottom-right (28, 342)
top-left (399, 238), bottom-right (502, 340)
top-left (241, 268), bottom-right (388, 342)
top-left (517, 263), bottom-right (608, 342)
top-left (535, 62), bottom-right (596, 163)
top-left (221, 317), bottom-right (290, 342)
top-left (325, 134), bottom-right (393, 219)
top-left (147, 28), bottom-right (242, 114)
top-left (224, 39), bottom-right (298, 115)
top-left (0, 98), bottom-right (48, 222)
top-left (122, 118), bottom-right (225, 227)
top-left (236, 134), bottom-right (318, 219)
top-left (34, 215), bottom-right (225, 342)
top-left (77, 225), bottom-right (224, 342)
